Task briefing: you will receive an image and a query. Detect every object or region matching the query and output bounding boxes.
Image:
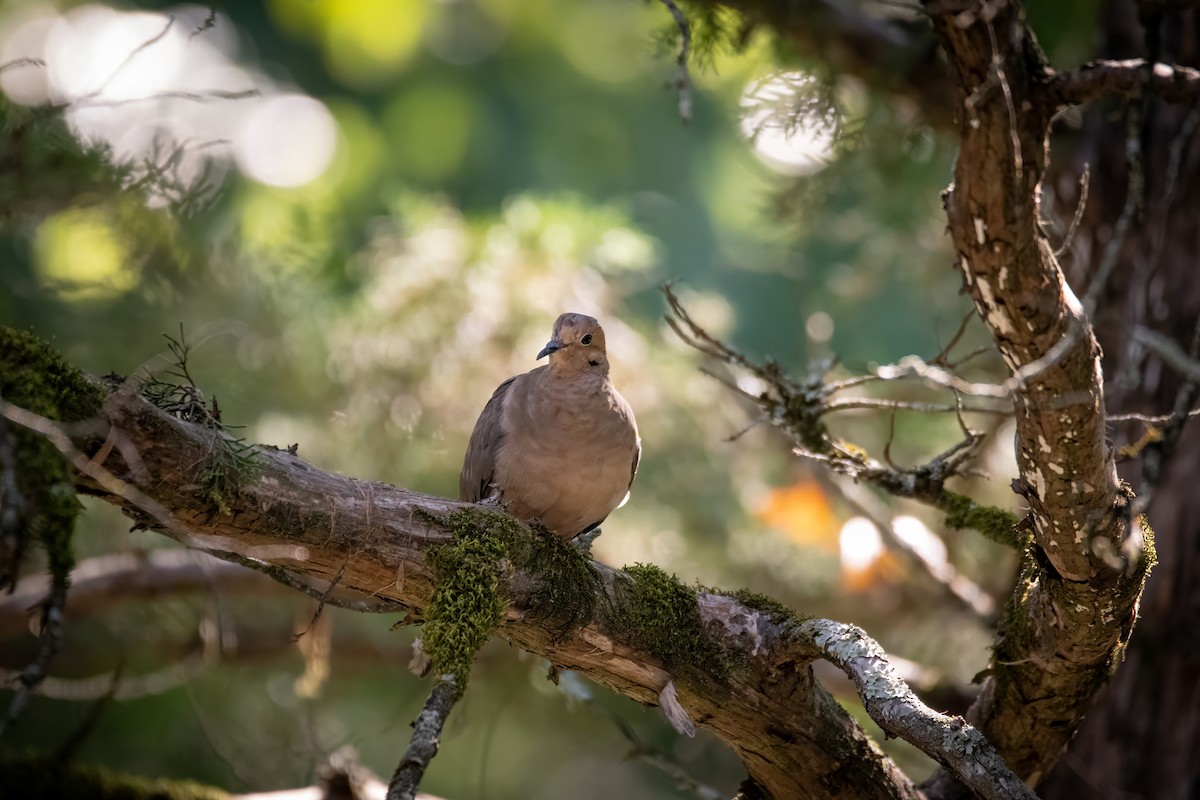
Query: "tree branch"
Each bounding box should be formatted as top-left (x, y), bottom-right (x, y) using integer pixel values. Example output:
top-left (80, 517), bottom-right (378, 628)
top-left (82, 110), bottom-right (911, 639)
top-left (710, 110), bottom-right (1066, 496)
top-left (919, 1), bottom-right (1155, 793)
top-left (1049, 58), bottom-right (1200, 108)
top-left (0, 550), bottom-right (265, 636)
top-left (17, 371), bottom-right (1040, 799)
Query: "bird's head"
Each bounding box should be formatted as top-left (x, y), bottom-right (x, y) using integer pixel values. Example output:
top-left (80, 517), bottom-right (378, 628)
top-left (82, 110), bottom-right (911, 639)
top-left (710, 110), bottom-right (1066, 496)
top-left (538, 313), bottom-right (608, 372)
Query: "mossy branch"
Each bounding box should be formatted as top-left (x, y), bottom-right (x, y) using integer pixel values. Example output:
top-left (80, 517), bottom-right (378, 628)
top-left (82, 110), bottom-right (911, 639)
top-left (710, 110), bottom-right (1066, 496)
top-left (0, 328), bottom-right (1092, 800)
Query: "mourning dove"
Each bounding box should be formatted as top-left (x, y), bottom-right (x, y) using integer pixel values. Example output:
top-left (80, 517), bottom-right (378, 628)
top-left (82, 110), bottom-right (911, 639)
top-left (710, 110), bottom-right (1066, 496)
top-left (459, 313), bottom-right (640, 539)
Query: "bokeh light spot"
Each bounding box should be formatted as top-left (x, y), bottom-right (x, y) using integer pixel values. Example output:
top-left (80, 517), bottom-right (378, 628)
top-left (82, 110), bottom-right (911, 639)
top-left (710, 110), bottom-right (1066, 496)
top-left (740, 72), bottom-right (837, 176)
top-left (236, 94), bottom-right (338, 188)
top-left (321, 0), bottom-right (426, 88)
top-left (34, 208), bottom-right (133, 300)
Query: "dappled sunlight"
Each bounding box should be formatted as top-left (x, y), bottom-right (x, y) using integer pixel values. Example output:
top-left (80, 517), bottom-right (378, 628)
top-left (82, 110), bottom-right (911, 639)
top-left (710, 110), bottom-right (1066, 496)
top-left (268, 0), bottom-right (427, 88)
top-left (34, 207), bottom-right (133, 299)
top-left (236, 94), bottom-right (338, 188)
top-left (740, 71), bottom-right (837, 176)
top-left (0, 3), bottom-right (338, 195)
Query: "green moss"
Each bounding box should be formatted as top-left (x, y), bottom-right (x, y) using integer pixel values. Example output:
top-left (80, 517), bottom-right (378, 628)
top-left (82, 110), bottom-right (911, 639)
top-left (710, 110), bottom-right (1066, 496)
top-left (423, 529), bottom-right (507, 693)
top-left (719, 587), bottom-right (810, 627)
top-left (0, 751), bottom-right (228, 800)
top-left (939, 490), bottom-right (1027, 549)
top-left (0, 327), bottom-right (104, 586)
top-left (439, 507), bottom-right (599, 629)
top-left (420, 508), bottom-right (601, 692)
top-left (611, 563), bottom-right (743, 679)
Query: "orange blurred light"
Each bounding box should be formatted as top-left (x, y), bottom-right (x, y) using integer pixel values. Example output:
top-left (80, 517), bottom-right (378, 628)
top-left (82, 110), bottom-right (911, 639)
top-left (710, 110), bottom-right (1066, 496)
top-left (756, 481), bottom-right (837, 550)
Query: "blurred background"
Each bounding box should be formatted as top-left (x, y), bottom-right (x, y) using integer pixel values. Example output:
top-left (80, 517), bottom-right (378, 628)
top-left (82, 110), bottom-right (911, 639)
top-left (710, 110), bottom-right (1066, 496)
top-left (0, 0), bottom-right (1079, 796)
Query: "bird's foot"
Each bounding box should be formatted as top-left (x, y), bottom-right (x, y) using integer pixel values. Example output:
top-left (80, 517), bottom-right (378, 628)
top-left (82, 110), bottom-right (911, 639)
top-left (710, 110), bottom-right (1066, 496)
top-left (572, 527), bottom-right (602, 555)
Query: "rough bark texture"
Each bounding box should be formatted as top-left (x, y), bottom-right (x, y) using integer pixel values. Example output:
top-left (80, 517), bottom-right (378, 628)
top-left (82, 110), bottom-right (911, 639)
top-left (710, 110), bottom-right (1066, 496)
top-left (1038, 2), bottom-right (1200, 797)
top-left (915, 4), bottom-right (1155, 795)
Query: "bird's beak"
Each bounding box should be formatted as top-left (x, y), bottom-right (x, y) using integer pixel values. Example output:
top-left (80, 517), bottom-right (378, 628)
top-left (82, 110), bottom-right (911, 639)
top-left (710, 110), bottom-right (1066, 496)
top-left (537, 338), bottom-right (563, 360)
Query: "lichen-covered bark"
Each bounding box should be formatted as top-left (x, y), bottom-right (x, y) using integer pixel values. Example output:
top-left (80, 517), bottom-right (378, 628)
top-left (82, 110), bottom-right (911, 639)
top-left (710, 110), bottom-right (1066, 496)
top-left (1038, 3), bottom-right (1200, 796)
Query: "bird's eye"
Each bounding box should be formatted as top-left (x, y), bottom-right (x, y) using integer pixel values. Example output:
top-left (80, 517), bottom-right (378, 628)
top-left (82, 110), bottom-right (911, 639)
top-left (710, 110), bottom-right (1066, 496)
top-left (581, 334), bottom-right (593, 346)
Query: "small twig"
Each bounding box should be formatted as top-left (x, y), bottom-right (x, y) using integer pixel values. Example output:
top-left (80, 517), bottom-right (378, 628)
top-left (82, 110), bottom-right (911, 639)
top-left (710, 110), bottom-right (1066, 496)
top-left (1083, 96), bottom-right (1144, 314)
top-left (875, 356), bottom-right (1011, 398)
top-left (0, 57), bottom-right (45, 75)
top-left (387, 674), bottom-right (460, 800)
top-left (1134, 320), bottom-right (1200, 513)
top-left (1107, 406), bottom-right (1200, 423)
top-left (820, 397), bottom-right (1009, 416)
top-left (91, 16), bottom-right (177, 98)
top-left (293, 559), bottom-right (347, 641)
top-left (882, 410), bottom-right (901, 471)
top-left (604, 707), bottom-right (720, 799)
top-left (931, 310), bottom-right (975, 367)
top-left (1054, 165), bottom-right (1090, 258)
top-left (208, 548), bottom-right (404, 614)
top-left (658, 0), bottom-right (693, 122)
top-left (0, 567), bottom-right (68, 738)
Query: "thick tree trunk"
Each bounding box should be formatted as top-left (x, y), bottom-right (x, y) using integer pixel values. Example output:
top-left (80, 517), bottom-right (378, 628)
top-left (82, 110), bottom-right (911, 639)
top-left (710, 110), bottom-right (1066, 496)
top-left (1041, 3), bottom-right (1200, 798)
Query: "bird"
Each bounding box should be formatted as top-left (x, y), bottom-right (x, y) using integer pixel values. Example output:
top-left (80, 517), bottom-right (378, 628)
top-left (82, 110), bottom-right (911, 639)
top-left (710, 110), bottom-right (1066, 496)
top-left (459, 313), bottom-right (640, 539)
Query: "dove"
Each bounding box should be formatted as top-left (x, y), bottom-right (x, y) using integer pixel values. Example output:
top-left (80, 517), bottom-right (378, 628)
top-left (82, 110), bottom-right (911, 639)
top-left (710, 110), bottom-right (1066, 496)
top-left (459, 313), bottom-right (640, 539)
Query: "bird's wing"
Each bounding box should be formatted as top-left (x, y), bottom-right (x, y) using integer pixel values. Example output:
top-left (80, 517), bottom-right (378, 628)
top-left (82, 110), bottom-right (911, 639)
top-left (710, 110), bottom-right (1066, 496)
top-left (612, 386), bottom-right (640, 491)
top-left (459, 375), bottom-right (518, 502)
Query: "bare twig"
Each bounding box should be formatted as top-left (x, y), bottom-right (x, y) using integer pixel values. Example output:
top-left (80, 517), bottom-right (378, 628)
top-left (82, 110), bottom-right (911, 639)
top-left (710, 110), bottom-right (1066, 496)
top-left (387, 674), bottom-right (460, 800)
top-left (598, 699), bottom-right (721, 799)
top-left (1054, 164), bottom-right (1090, 258)
top-left (1134, 321), bottom-right (1200, 513)
top-left (0, 57), bottom-right (45, 75)
top-left (0, 550), bottom-right (268, 635)
top-left (1049, 58), bottom-right (1200, 107)
top-left (0, 566), bottom-right (68, 738)
top-left (1083, 97), bottom-right (1144, 313)
top-left (658, 0), bottom-right (693, 122)
top-left (293, 560), bottom-right (347, 641)
top-left (821, 397), bottom-right (1008, 415)
top-left (931, 310), bottom-right (975, 367)
top-left (91, 15), bottom-right (176, 98)
top-left (1107, 406), bottom-right (1200, 423)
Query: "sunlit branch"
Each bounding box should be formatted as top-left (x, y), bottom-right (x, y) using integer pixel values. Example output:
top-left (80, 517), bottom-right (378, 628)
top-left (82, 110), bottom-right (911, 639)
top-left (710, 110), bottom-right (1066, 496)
top-left (1049, 58), bottom-right (1200, 107)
